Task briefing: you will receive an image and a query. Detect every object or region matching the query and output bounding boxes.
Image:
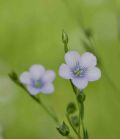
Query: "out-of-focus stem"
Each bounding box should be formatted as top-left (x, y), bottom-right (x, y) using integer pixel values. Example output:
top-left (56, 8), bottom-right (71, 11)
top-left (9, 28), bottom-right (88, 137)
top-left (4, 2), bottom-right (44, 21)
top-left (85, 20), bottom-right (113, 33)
top-left (39, 100), bottom-right (59, 124)
top-left (9, 75), bottom-right (59, 124)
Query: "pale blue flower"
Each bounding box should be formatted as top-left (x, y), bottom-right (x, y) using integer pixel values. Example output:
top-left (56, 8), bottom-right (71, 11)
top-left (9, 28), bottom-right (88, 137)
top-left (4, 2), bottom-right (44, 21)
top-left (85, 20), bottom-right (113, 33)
top-left (59, 51), bottom-right (101, 90)
top-left (19, 64), bottom-right (56, 95)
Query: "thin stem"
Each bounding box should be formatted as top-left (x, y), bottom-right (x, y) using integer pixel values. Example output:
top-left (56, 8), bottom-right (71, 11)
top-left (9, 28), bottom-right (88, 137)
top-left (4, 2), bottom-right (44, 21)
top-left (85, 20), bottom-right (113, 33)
top-left (80, 101), bottom-right (85, 138)
top-left (70, 80), bottom-right (77, 95)
top-left (12, 80), bottom-right (59, 124)
top-left (63, 37), bottom-right (82, 139)
top-left (40, 100), bottom-right (59, 123)
top-left (9, 75), bottom-right (72, 139)
top-left (78, 103), bottom-right (80, 135)
top-left (62, 37), bottom-right (77, 96)
top-left (81, 120), bottom-right (85, 138)
top-left (62, 31), bottom-right (87, 139)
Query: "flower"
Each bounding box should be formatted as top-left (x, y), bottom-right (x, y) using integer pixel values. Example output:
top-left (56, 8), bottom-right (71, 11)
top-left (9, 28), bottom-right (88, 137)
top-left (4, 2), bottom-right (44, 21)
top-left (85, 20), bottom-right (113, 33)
top-left (59, 51), bottom-right (101, 90)
top-left (19, 64), bottom-right (56, 95)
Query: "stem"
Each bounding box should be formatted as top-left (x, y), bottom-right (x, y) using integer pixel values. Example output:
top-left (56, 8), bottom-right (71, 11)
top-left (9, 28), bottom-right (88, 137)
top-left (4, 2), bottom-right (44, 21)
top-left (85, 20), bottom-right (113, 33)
top-left (70, 80), bottom-right (77, 95)
top-left (10, 76), bottom-right (72, 139)
top-left (13, 80), bottom-right (59, 124)
top-left (78, 103), bottom-right (80, 135)
top-left (62, 36), bottom-right (77, 96)
top-left (40, 100), bottom-right (59, 124)
top-left (62, 31), bottom-right (87, 139)
top-left (80, 101), bottom-right (85, 138)
top-left (81, 120), bottom-right (85, 138)
top-left (63, 37), bottom-right (81, 139)
top-left (66, 114), bottom-right (81, 139)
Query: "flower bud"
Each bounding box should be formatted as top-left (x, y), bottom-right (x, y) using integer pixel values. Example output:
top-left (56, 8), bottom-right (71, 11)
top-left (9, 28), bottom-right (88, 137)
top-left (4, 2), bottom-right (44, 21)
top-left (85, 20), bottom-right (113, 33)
top-left (62, 30), bottom-right (68, 44)
top-left (77, 92), bottom-right (86, 103)
top-left (84, 28), bottom-right (92, 38)
top-left (57, 122), bottom-right (70, 136)
top-left (9, 71), bottom-right (18, 82)
top-left (70, 115), bottom-right (79, 127)
top-left (66, 102), bottom-right (76, 114)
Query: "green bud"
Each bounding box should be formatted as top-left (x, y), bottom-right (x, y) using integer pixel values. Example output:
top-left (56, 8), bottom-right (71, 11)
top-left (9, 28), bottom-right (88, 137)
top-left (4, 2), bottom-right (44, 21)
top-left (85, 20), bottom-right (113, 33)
top-left (84, 28), bottom-right (92, 38)
top-left (77, 92), bottom-right (86, 103)
top-left (62, 30), bottom-right (68, 44)
top-left (8, 71), bottom-right (18, 82)
top-left (70, 115), bottom-right (79, 127)
top-left (66, 102), bottom-right (76, 114)
top-left (57, 122), bottom-right (70, 136)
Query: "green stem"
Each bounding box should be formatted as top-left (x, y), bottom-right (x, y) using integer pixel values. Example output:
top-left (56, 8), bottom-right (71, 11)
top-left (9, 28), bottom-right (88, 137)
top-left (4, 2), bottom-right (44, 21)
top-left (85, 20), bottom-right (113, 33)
top-left (62, 36), bottom-right (77, 96)
top-left (40, 100), bottom-right (59, 124)
top-left (70, 80), bottom-right (77, 95)
top-left (63, 35), bottom-right (81, 139)
top-left (81, 120), bottom-right (85, 138)
top-left (62, 31), bottom-right (86, 139)
top-left (40, 99), bottom-right (59, 124)
top-left (12, 80), bottom-right (59, 124)
top-left (78, 103), bottom-right (80, 135)
top-left (80, 101), bottom-right (85, 139)
top-left (10, 74), bottom-right (73, 139)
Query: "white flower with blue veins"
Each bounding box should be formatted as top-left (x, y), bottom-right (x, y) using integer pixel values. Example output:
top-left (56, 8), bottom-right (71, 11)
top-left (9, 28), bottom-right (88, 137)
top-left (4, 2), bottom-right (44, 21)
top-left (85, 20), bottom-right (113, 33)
top-left (19, 64), bottom-right (56, 95)
top-left (59, 51), bottom-right (101, 90)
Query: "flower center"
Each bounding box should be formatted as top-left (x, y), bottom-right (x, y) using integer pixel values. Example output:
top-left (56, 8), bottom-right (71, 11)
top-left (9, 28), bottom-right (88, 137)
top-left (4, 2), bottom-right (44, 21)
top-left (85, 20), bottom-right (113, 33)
top-left (34, 81), bottom-right (42, 88)
top-left (72, 65), bottom-right (87, 78)
top-left (73, 69), bottom-right (81, 76)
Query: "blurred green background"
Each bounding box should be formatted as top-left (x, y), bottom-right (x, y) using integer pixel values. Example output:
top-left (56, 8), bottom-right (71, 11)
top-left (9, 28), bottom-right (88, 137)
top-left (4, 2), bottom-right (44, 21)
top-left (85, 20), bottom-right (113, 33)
top-left (0, 0), bottom-right (120, 138)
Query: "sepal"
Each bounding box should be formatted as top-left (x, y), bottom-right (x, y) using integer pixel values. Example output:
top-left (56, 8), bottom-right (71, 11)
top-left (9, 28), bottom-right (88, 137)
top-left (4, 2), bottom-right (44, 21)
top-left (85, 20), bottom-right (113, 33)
top-left (57, 121), bottom-right (70, 136)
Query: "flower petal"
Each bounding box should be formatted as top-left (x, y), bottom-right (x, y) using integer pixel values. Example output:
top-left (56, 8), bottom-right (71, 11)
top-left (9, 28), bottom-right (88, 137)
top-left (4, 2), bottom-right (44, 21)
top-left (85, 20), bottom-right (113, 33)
top-left (59, 64), bottom-right (72, 79)
top-left (41, 83), bottom-right (54, 94)
top-left (72, 78), bottom-right (88, 90)
top-left (26, 85), bottom-right (42, 95)
top-left (65, 51), bottom-right (81, 68)
top-left (87, 67), bottom-right (101, 81)
top-left (42, 70), bottom-right (56, 83)
top-left (81, 52), bottom-right (97, 68)
top-left (19, 72), bottom-right (32, 85)
top-left (29, 64), bottom-right (45, 80)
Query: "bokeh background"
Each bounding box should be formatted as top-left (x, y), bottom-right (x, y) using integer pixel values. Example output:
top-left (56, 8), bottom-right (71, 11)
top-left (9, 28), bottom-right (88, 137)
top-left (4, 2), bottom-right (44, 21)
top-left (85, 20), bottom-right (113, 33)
top-left (0, 0), bottom-right (120, 138)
